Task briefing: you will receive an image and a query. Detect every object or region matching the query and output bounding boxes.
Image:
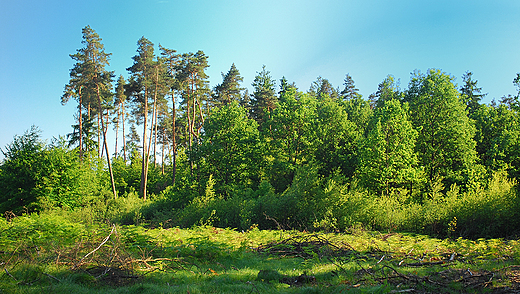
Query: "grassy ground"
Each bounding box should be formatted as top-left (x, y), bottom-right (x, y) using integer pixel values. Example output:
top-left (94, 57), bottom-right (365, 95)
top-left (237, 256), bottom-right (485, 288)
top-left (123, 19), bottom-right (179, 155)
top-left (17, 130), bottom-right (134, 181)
top-left (1, 215), bottom-right (520, 293)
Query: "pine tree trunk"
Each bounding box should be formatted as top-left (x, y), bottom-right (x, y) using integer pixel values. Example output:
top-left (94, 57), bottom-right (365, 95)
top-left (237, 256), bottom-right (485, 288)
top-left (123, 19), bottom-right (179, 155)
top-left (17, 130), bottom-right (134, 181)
top-left (144, 67), bottom-right (159, 196)
top-left (115, 107), bottom-right (119, 158)
top-left (161, 137), bottom-right (165, 175)
top-left (172, 91), bottom-right (176, 186)
top-left (140, 82), bottom-right (149, 201)
top-left (145, 96), bottom-right (155, 189)
top-left (79, 86), bottom-right (83, 161)
top-left (98, 112), bottom-right (101, 157)
top-left (96, 83), bottom-right (117, 199)
top-left (187, 80), bottom-right (194, 175)
top-left (122, 102), bottom-right (127, 162)
top-left (153, 109), bottom-right (158, 168)
top-left (104, 109), bottom-right (110, 156)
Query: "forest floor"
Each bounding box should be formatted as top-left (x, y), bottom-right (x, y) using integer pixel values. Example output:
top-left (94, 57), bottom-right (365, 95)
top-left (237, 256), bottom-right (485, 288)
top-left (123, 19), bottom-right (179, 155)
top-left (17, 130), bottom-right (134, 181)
top-left (1, 217), bottom-right (520, 293)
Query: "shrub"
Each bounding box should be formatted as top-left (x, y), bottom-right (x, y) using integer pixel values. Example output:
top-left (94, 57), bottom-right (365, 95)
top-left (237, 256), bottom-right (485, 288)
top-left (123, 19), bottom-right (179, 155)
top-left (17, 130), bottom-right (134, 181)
top-left (0, 128), bottom-right (107, 214)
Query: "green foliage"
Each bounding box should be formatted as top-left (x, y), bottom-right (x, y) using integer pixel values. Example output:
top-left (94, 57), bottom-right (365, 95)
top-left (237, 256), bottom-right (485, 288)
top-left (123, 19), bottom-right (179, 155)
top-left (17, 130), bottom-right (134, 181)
top-left (213, 63), bottom-right (245, 107)
top-left (250, 65), bottom-right (277, 125)
top-left (67, 113), bottom-right (98, 152)
top-left (2, 216), bottom-right (519, 293)
top-left (0, 128), bottom-right (106, 214)
top-left (473, 104), bottom-right (520, 179)
top-left (51, 28), bottom-right (520, 242)
top-left (263, 91), bottom-right (317, 192)
top-left (459, 71), bottom-right (485, 115)
top-left (0, 126), bottom-right (44, 212)
top-left (357, 99), bottom-right (424, 195)
top-left (313, 97), bottom-right (359, 178)
top-left (194, 102), bottom-right (263, 195)
top-left (342, 95), bottom-right (373, 136)
top-left (405, 69), bottom-right (479, 188)
top-left (372, 75), bottom-right (403, 109)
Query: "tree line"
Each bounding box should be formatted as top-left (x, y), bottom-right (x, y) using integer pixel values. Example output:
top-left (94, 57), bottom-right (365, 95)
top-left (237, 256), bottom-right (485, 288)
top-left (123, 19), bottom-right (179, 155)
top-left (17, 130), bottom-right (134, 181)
top-left (2, 26), bottom-right (520, 237)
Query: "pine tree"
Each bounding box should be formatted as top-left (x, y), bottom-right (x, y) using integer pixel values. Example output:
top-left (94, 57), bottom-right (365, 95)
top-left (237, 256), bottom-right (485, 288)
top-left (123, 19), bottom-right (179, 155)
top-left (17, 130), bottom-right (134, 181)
top-left (212, 63), bottom-right (244, 107)
top-left (113, 75), bottom-right (127, 159)
top-left (250, 65), bottom-right (277, 126)
top-left (175, 51), bottom-right (210, 175)
top-left (63, 26), bottom-right (117, 198)
top-left (67, 113), bottom-right (97, 153)
top-left (278, 76), bottom-right (297, 99)
top-left (160, 45), bottom-right (179, 185)
top-left (459, 71), bottom-right (486, 115)
top-left (340, 73), bottom-right (361, 100)
top-left (126, 36), bottom-right (157, 200)
top-left (308, 76), bottom-right (338, 99)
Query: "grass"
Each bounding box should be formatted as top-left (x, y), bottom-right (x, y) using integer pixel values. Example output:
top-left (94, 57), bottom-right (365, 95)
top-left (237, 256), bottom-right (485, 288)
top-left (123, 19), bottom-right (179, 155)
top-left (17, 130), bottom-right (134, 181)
top-left (1, 214), bottom-right (519, 293)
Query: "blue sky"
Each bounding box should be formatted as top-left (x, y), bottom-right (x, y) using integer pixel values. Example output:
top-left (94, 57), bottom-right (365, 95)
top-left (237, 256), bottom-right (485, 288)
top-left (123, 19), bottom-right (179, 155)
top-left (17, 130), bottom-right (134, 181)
top-left (1, 0), bottom-right (520, 157)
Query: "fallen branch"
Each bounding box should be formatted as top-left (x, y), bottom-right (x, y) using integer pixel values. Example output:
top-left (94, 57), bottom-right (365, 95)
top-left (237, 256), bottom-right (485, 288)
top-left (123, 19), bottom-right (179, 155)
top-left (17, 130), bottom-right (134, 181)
top-left (71, 224), bottom-right (116, 270)
top-left (380, 265), bottom-right (410, 281)
top-left (389, 289), bottom-right (415, 293)
top-left (4, 268), bottom-right (17, 281)
top-left (403, 261), bottom-right (446, 267)
top-left (246, 280), bottom-right (260, 294)
top-left (44, 272), bottom-right (61, 282)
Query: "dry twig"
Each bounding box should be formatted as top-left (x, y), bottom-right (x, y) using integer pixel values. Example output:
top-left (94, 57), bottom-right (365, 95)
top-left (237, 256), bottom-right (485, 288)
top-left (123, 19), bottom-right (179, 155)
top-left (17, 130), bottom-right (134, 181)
top-left (71, 224), bottom-right (116, 270)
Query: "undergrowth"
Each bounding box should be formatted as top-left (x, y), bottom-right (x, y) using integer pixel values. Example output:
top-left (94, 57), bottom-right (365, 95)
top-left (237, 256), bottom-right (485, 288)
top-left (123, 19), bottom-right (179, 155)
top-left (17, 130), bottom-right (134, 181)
top-left (1, 213), bottom-right (520, 293)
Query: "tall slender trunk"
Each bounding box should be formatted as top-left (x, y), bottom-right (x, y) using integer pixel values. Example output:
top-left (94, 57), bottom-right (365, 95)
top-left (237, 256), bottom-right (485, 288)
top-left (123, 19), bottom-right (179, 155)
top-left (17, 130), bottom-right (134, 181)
top-left (145, 66), bottom-right (159, 197)
top-left (114, 106), bottom-right (119, 158)
top-left (153, 108), bottom-right (158, 168)
top-left (140, 83), bottom-right (149, 201)
top-left (195, 95), bottom-right (205, 136)
top-left (152, 64), bottom-right (160, 168)
top-left (191, 76), bottom-right (197, 140)
top-left (102, 109), bottom-right (109, 157)
top-left (146, 92), bottom-right (156, 179)
top-left (171, 91), bottom-right (176, 186)
top-left (122, 102), bottom-right (126, 162)
top-left (78, 86), bottom-right (83, 161)
top-left (186, 80), bottom-right (194, 175)
top-left (161, 136), bottom-right (165, 175)
top-left (96, 83), bottom-right (117, 199)
top-left (97, 112), bottom-right (101, 157)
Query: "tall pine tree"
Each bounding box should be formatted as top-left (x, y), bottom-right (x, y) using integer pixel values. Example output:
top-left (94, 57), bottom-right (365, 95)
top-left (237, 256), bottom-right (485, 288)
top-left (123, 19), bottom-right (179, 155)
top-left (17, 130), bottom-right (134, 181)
top-left (62, 26), bottom-right (117, 198)
top-left (213, 63), bottom-right (244, 107)
top-left (126, 36), bottom-right (157, 200)
top-left (250, 65), bottom-right (277, 126)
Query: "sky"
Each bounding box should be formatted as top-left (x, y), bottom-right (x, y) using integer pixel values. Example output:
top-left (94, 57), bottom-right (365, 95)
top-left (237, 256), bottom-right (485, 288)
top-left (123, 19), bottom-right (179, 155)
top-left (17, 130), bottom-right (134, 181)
top-left (1, 0), bottom-right (520, 158)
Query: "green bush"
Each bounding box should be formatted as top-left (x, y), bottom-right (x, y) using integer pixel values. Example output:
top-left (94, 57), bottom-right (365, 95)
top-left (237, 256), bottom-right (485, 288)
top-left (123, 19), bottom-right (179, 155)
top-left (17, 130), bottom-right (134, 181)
top-left (0, 128), bottom-right (107, 214)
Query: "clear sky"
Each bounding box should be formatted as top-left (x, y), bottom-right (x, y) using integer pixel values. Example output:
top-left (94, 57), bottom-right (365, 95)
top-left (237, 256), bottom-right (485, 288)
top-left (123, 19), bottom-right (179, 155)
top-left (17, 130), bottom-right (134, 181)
top-left (1, 0), bottom-right (519, 157)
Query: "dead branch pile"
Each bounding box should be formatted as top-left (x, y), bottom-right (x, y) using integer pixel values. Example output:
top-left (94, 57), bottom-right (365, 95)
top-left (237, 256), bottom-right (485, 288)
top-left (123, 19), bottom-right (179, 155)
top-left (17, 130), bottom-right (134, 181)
top-left (256, 233), bottom-right (520, 293)
top-left (1, 224), bottom-right (188, 287)
top-left (256, 234), bottom-right (355, 259)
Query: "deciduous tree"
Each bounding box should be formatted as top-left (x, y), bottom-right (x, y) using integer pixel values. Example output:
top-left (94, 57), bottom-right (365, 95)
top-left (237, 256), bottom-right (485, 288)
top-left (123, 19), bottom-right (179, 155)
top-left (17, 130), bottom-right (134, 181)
top-left (195, 101), bottom-right (262, 195)
top-left (405, 69), bottom-right (478, 187)
top-left (358, 99), bottom-right (423, 195)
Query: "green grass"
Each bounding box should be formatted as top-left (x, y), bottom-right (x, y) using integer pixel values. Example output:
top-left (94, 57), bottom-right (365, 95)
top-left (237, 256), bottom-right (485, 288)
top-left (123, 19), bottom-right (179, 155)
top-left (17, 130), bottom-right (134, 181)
top-left (1, 214), bottom-right (519, 293)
